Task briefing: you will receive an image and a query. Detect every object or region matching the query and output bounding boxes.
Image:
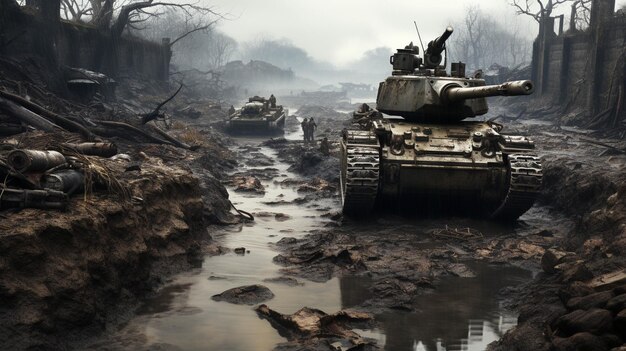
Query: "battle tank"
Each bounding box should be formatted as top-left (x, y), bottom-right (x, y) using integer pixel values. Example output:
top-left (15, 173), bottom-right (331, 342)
top-left (226, 96), bottom-right (287, 134)
top-left (340, 27), bottom-right (542, 220)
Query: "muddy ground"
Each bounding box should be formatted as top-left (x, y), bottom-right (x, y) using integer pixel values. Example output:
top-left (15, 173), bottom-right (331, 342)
top-left (258, 112), bottom-right (626, 350)
top-left (1, 58), bottom-right (626, 351)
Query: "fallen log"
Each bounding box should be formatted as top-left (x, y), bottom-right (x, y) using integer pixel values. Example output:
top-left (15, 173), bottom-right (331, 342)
top-left (94, 120), bottom-right (173, 146)
top-left (0, 90), bottom-right (94, 140)
top-left (60, 142), bottom-right (118, 157)
top-left (0, 123), bottom-right (26, 136)
top-left (0, 97), bottom-right (61, 132)
top-left (579, 138), bottom-right (626, 155)
top-left (146, 123), bottom-right (191, 149)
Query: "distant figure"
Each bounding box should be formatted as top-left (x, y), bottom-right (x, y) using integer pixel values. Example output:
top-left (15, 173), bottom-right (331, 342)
top-left (308, 117), bottom-right (317, 141)
top-left (319, 137), bottom-right (330, 156)
top-left (357, 103), bottom-right (370, 114)
top-left (228, 105), bottom-right (236, 116)
top-left (301, 117), bottom-right (309, 142)
top-left (269, 94), bottom-right (277, 108)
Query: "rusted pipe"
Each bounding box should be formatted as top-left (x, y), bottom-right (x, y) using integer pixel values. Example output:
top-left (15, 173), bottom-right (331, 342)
top-left (7, 149), bottom-right (66, 172)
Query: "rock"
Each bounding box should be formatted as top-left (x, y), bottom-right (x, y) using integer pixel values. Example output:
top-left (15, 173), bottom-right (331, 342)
top-left (234, 247), bottom-right (246, 255)
top-left (255, 304), bottom-right (372, 343)
top-left (262, 277), bottom-right (304, 286)
top-left (231, 175), bottom-right (265, 194)
top-left (556, 309), bottom-right (613, 336)
top-left (211, 285), bottom-right (274, 305)
top-left (556, 261), bottom-right (594, 283)
top-left (566, 291), bottom-right (614, 311)
top-left (551, 332), bottom-right (609, 351)
top-left (560, 282), bottom-right (596, 304)
top-left (601, 334), bottom-right (623, 349)
top-left (614, 309), bottom-right (626, 338)
top-left (606, 294), bottom-right (626, 312)
top-left (542, 249), bottom-right (574, 274)
top-left (487, 323), bottom-right (550, 351)
top-left (275, 213), bottom-right (291, 222)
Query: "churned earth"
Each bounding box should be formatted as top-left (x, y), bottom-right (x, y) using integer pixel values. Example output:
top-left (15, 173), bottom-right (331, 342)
top-left (2, 97), bottom-right (625, 351)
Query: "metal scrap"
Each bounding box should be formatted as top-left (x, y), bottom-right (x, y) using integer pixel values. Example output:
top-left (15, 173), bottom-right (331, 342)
top-left (431, 226), bottom-right (483, 240)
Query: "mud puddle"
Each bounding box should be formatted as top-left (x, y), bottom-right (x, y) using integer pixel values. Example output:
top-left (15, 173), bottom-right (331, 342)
top-left (86, 118), bottom-right (560, 351)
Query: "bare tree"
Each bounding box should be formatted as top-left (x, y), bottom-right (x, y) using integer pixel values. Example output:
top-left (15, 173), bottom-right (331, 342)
top-left (449, 5), bottom-right (532, 71)
top-left (60, 0), bottom-right (92, 21)
top-left (510, 0), bottom-right (571, 22)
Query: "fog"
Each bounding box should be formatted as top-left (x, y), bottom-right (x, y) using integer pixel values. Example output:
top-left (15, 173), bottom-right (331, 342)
top-left (157, 0), bottom-right (626, 91)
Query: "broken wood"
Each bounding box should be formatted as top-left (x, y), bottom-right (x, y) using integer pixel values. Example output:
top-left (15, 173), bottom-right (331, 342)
top-left (0, 90), bottom-right (94, 140)
top-left (60, 142), bottom-right (118, 157)
top-left (0, 96), bottom-right (61, 132)
top-left (587, 269), bottom-right (626, 291)
top-left (146, 123), bottom-right (191, 149)
top-left (579, 137), bottom-right (626, 155)
top-left (140, 83), bottom-right (183, 125)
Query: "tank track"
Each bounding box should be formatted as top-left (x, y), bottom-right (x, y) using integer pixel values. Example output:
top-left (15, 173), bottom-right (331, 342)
top-left (341, 130), bottom-right (380, 216)
top-left (491, 154), bottom-right (543, 220)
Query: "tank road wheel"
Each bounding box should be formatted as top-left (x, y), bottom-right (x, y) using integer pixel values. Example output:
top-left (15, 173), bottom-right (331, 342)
top-left (491, 154), bottom-right (543, 221)
top-left (340, 131), bottom-right (380, 217)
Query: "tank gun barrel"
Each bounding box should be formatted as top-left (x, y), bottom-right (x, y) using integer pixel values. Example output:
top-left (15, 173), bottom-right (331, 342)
top-left (444, 80), bottom-right (534, 102)
top-left (424, 26), bottom-right (453, 68)
top-left (426, 26), bottom-right (453, 56)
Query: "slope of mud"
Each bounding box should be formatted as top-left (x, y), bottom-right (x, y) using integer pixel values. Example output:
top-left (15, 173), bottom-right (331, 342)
top-left (0, 138), bottom-right (234, 350)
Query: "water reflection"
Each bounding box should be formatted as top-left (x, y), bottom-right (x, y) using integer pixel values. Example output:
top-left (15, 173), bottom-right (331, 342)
top-left (340, 263), bottom-right (530, 351)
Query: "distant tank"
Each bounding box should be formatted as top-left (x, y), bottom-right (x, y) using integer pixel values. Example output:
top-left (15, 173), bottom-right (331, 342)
top-left (226, 96), bottom-right (287, 134)
top-left (340, 27), bottom-right (542, 220)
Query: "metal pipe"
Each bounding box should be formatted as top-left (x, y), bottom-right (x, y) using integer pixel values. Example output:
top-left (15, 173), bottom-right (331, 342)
top-left (444, 80), bottom-right (534, 102)
top-left (6, 149), bottom-right (66, 172)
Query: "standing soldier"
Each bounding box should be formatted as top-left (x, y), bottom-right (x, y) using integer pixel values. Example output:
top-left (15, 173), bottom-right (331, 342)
top-left (308, 117), bottom-right (317, 141)
top-left (269, 94), bottom-right (277, 108)
top-left (228, 105), bottom-right (236, 116)
top-left (301, 117), bottom-right (309, 142)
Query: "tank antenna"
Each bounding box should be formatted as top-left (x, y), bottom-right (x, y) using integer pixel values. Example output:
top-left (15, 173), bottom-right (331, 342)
top-left (413, 21), bottom-right (426, 54)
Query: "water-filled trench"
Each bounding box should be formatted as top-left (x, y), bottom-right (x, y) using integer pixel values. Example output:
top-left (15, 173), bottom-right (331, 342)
top-left (88, 115), bottom-right (565, 351)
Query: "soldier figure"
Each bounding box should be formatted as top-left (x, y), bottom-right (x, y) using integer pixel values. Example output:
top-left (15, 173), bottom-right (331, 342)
top-left (308, 117), bottom-right (317, 141)
top-left (301, 117), bottom-right (309, 142)
top-left (228, 105), bottom-right (236, 116)
top-left (269, 94), bottom-right (277, 108)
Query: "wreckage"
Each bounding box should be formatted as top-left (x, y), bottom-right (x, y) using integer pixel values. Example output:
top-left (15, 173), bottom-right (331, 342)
top-left (340, 27), bottom-right (542, 220)
top-left (226, 96), bottom-right (287, 134)
top-left (0, 143), bottom-right (119, 210)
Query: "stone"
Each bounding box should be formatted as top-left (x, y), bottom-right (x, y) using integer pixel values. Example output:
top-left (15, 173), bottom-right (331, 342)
top-left (542, 249), bottom-right (575, 274)
top-left (566, 291), bottom-right (615, 311)
top-left (211, 285), bottom-right (274, 305)
top-left (551, 332), bottom-right (609, 351)
top-left (614, 309), bottom-right (626, 338)
top-left (560, 282), bottom-right (596, 304)
top-left (556, 309), bottom-right (613, 336)
top-left (556, 261), bottom-right (594, 283)
top-left (606, 294), bottom-right (626, 312)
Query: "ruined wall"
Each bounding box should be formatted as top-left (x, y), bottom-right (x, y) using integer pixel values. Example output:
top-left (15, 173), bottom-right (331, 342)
top-left (0, 7), bottom-right (170, 80)
top-left (532, 10), bottom-right (626, 124)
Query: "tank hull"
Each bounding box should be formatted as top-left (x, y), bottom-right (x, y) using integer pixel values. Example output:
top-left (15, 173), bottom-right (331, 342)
top-left (340, 120), bottom-right (542, 219)
top-left (226, 108), bottom-right (287, 135)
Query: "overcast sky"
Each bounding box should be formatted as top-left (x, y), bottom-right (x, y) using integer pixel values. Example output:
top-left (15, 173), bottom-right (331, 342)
top-left (203, 0), bottom-right (626, 66)
top-left (204, 0), bottom-right (535, 66)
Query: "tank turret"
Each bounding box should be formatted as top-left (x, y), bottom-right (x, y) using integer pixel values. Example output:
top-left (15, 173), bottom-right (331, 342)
top-left (376, 27), bottom-right (535, 122)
